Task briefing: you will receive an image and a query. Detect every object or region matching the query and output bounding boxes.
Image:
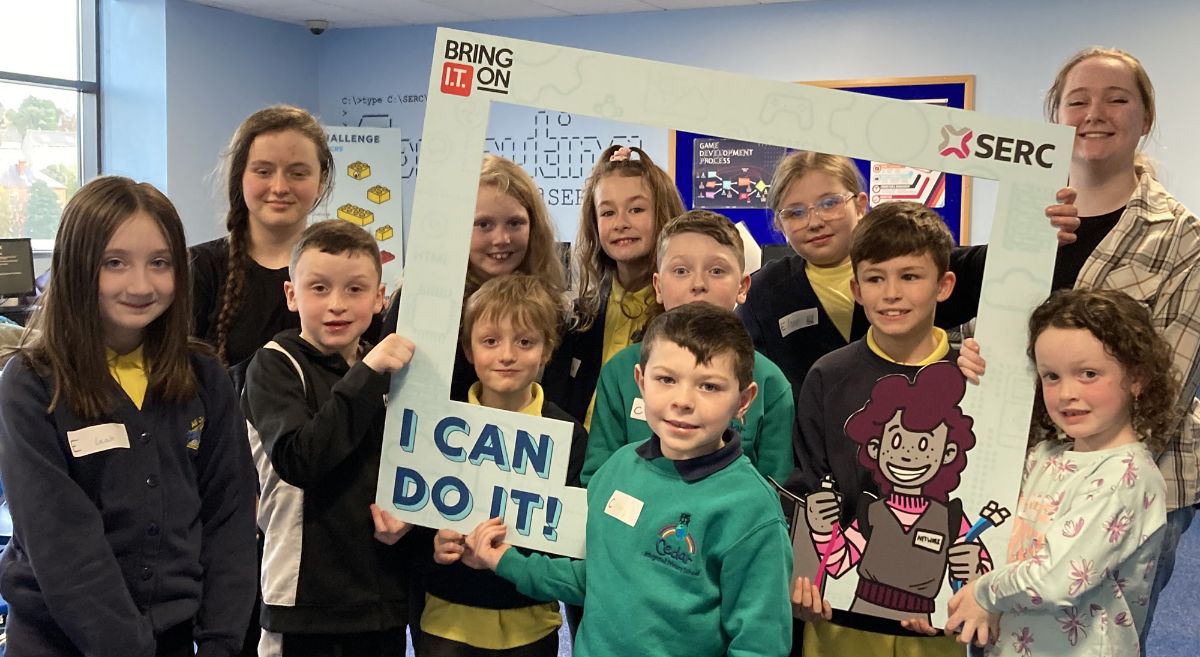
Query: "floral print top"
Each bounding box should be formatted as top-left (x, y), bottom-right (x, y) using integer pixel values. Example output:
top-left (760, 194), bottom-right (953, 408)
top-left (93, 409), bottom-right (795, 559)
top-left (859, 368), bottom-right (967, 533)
top-left (974, 440), bottom-right (1166, 656)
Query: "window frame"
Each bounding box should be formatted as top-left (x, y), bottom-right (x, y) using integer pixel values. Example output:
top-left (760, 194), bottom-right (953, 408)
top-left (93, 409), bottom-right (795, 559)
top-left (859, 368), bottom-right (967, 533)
top-left (0, 0), bottom-right (100, 253)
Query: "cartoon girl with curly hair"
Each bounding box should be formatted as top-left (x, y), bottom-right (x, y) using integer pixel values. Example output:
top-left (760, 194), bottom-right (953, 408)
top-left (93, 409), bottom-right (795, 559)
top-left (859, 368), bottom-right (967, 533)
top-left (805, 361), bottom-right (1008, 624)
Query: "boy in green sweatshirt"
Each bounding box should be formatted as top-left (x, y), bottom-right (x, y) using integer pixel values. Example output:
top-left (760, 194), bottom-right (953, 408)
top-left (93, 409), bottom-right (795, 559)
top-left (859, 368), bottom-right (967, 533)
top-left (582, 209), bottom-right (794, 485)
top-left (465, 302), bottom-right (793, 657)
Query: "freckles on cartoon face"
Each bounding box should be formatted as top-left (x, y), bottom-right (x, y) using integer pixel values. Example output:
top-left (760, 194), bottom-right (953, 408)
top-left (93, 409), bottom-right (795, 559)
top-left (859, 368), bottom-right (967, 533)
top-left (867, 409), bottom-right (957, 492)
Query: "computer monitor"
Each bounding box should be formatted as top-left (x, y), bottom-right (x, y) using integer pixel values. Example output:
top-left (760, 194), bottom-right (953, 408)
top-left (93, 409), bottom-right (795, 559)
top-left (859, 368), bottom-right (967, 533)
top-left (0, 238), bottom-right (35, 298)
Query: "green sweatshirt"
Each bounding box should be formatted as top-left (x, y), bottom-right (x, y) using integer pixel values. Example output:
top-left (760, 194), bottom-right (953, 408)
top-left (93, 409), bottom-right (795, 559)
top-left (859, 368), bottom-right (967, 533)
top-left (496, 433), bottom-right (792, 657)
top-left (581, 343), bottom-right (794, 486)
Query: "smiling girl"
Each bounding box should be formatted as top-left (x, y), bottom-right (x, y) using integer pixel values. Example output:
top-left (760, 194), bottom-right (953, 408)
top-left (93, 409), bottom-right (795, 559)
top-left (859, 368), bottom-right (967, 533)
top-left (1041, 48), bottom-right (1200, 641)
top-left (946, 289), bottom-right (1174, 655)
top-left (190, 106), bottom-right (334, 386)
top-left (0, 177), bottom-right (256, 656)
top-left (381, 154), bottom-right (565, 402)
top-left (543, 145), bottom-right (685, 429)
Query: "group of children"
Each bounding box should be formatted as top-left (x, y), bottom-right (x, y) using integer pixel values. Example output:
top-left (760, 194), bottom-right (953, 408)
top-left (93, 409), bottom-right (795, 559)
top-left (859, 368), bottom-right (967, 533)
top-left (0, 45), bottom-right (1195, 657)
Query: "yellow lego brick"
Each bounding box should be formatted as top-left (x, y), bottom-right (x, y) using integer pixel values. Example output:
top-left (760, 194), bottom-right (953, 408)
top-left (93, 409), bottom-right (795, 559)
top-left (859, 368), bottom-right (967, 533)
top-left (347, 161), bottom-right (371, 180)
top-left (374, 224), bottom-right (394, 241)
top-left (367, 185), bottom-right (391, 204)
top-left (337, 203), bottom-right (374, 226)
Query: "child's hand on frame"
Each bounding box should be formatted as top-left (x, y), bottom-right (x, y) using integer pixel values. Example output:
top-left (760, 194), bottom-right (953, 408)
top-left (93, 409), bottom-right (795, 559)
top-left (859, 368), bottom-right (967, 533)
top-left (1048, 186), bottom-right (1080, 245)
top-left (363, 334), bottom-right (416, 374)
top-left (791, 576), bottom-right (831, 623)
top-left (370, 503), bottom-right (412, 545)
top-left (464, 517), bottom-right (511, 571)
top-left (433, 529), bottom-right (466, 565)
top-left (900, 617), bottom-right (939, 636)
top-left (957, 338), bottom-right (986, 385)
top-left (945, 580), bottom-right (1000, 647)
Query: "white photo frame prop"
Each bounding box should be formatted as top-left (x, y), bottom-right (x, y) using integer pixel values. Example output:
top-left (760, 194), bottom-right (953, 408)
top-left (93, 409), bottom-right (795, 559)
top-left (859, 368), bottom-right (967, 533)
top-left (379, 28), bottom-right (1072, 584)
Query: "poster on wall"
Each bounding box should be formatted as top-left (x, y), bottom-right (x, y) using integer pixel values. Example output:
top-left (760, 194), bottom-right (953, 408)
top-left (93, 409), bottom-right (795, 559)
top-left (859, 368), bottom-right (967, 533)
top-left (315, 126), bottom-right (404, 292)
top-left (869, 163), bottom-right (946, 207)
top-left (381, 28), bottom-right (1072, 622)
top-left (692, 137), bottom-right (786, 210)
top-left (672, 75), bottom-right (974, 246)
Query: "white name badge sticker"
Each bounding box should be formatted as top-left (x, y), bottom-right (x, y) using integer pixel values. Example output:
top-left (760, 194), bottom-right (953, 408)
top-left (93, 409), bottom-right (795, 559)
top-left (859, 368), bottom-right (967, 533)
top-left (67, 423), bottom-right (130, 458)
top-left (778, 308), bottom-right (819, 338)
top-left (604, 490), bottom-right (644, 528)
top-left (630, 397), bottom-right (646, 422)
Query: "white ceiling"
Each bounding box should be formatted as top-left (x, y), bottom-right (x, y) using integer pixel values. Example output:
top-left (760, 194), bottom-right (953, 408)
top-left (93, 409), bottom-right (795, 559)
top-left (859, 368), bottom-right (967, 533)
top-left (187, 0), bottom-right (810, 29)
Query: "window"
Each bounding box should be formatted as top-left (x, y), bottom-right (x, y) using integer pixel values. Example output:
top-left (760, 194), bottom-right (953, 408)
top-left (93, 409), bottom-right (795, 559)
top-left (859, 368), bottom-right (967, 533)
top-left (0, 1), bottom-right (98, 250)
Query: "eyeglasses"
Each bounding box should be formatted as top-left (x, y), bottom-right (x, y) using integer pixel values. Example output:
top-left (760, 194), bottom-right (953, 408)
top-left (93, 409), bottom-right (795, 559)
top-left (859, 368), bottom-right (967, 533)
top-left (775, 192), bottom-right (855, 225)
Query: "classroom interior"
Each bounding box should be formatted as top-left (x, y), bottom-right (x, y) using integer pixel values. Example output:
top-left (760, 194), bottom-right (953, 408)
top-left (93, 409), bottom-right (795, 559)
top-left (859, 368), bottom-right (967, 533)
top-left (3, 0), bottom-right (1199, 655)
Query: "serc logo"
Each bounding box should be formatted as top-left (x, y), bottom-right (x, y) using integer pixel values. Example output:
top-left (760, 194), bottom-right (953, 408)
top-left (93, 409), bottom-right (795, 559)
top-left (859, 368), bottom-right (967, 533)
top-left (939, 123), bottom-right (1056, 169)
top-left (939, 124), bottom-right (973, 159)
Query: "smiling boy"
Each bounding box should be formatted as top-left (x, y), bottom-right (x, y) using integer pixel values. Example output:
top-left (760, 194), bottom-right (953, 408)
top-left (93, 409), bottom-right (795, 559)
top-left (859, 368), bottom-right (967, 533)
top-left (465, 302), bottom-right (792, 657)
top-left (583, 210), bottom-right (794, 485)
top-left (787, 201), bottom-right (972, 656)
top-left (242, 220), bottom-right (420, 656)
top-left (418, 274), bottom-right (586, 656)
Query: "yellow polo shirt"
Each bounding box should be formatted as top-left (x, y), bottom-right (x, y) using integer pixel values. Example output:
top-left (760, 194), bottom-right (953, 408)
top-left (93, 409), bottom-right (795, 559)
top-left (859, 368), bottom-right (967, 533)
top-left (806, 260), bottom-right (855, 342)
top-left (107, 346), bottom-right (148, 409)
top-left (584, 280), bottom-right (655, 430)
top-left (420, 382), bottom-right (562, 649)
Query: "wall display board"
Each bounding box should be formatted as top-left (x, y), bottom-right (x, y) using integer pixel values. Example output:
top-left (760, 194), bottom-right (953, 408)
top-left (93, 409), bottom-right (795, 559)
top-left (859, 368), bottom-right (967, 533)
top-left (313, 126), bottom-right (405, 292)
top-left (381, 30), bottom-right (1070, 625)
top-left (672, 76), bottom-right (974, 246)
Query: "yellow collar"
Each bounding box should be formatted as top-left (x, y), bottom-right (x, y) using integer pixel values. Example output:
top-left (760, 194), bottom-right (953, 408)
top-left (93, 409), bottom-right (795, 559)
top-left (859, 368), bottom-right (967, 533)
top-left (866, 327), bottom-right (949, 366)
top-left (468, 382), bottom-right (545, 417)
top-left (106, 345), bottom-right (146, 370)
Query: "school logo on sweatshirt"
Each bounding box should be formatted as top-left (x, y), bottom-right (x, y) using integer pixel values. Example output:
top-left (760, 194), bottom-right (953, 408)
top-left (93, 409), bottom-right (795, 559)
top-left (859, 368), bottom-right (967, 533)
top-left (186, 416), bottom-right (204, 452)
top-left (645, 513), bottom-right (700, 576)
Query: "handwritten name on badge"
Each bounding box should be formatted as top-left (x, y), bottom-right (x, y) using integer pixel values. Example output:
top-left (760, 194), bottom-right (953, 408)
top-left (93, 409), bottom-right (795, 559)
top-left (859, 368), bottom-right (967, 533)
top-left (605, 490), bottom-right (644, 528)
top-left (629, 397), bottom-right (646, 422)
top-left (67, 423), bottom-right (130, 458)
top-left (778, 308), bottom-right (818, 338)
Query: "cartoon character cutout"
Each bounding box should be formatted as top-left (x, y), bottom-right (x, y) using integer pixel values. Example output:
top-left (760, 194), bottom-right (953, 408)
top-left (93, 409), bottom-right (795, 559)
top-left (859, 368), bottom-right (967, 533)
top-left (805, 361), bottom-right (1010, 624)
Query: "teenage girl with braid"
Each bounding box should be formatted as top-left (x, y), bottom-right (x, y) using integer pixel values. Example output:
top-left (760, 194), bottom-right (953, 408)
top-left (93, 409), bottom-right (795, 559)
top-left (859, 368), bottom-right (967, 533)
top-left (188, 105), bottom-right (334, 657)
top-left (190, 105), bottom-right (334, 391)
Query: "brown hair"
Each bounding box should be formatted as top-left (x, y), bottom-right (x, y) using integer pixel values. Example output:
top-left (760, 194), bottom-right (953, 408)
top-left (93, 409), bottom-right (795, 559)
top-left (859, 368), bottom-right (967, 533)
top-left (1045, 47), bottom-right (1156, 176)
top-left (767, 151), bottom-right (865, 232)
top-left (290, 220), bottom-right (382, 281)
top-left (850, 201), bottom-right (952, 277)
top-left (24, 176), bottom-right (198, 418)
top-left (471, 155), bottom-right (565, 299)
top-left (214, 105), bottom-right (334, 364)
top-left (573, 145), bottom-right (685, 332)
top-left (1027, 288), bottom-right (1180, 452)
top-left (461, 274), bottom-right (566, 358)
top-left (656, 209), bottom-right (745, 271)
top-left (639, 302), bottom-right (754, 390)
top-left (641, 209), bottom-right (746, 329)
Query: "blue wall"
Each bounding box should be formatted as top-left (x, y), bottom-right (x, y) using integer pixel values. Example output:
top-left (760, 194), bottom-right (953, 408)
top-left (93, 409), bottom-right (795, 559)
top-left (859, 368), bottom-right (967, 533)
top-left (101, 0), bottom-right (168, 190)
top-left (102, 0), bottom-right (318, 244)
top-left (314, 0), bottom-right (1200, 246)
top-left (103, 0), bottom-right (1200, 246)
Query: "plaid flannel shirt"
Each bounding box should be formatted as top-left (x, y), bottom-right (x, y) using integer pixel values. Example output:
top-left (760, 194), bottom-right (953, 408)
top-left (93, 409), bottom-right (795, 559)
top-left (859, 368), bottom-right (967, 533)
top-left (1076, 167), bottom-right (1200, 511)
